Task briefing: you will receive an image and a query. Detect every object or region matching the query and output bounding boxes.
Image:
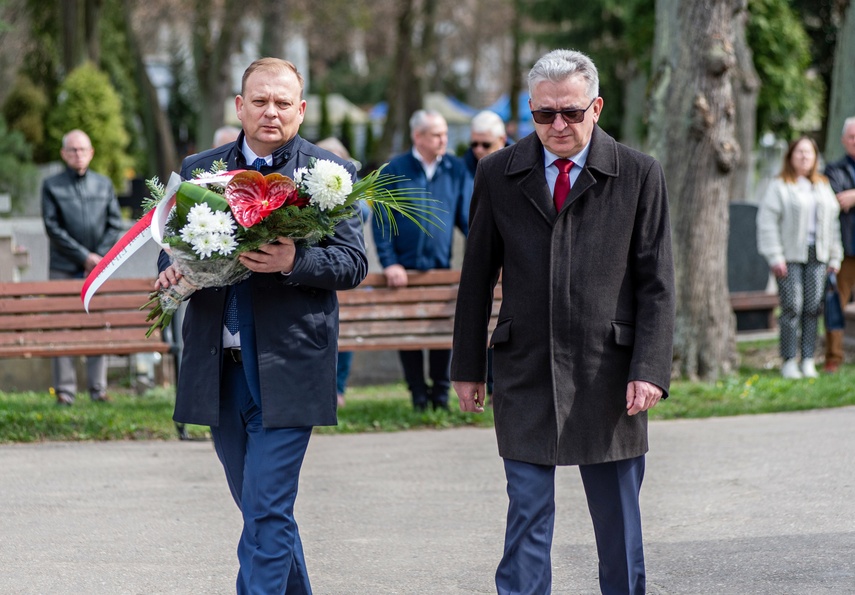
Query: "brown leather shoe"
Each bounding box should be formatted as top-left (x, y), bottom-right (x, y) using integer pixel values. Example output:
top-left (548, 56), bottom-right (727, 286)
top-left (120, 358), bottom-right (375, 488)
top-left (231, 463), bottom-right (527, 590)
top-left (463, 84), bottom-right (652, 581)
top-left (823, 363), bottom-right (840, 374)
top-left (56, 392), bottom-right (75, 406)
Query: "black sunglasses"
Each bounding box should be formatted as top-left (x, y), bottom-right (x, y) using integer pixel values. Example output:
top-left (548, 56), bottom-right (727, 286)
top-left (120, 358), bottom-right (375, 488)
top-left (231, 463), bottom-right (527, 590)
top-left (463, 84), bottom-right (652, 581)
top-left (470, 141), bottom-right (494, 150)
top-left (531, 97), bottom-right (597, 125)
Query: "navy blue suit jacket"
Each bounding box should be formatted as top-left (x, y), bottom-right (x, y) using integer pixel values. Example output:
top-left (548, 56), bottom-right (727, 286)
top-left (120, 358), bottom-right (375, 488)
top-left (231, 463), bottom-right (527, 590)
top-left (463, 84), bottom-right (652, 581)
top-left (159, 133), bottom-right (368, 428)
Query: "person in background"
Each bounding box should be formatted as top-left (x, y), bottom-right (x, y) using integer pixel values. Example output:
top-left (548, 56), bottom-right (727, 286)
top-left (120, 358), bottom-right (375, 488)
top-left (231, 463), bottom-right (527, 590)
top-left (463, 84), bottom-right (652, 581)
top-left (462, 110), bottom-right (508, 178)
top-left (42, 129), bottom-right (123, 405)
top-left (372, 109), bottom-right (470, 411)
top-left (757, 136), bottom-right (843, 379)
top-left (155, 58), bottom-right (367, 594)
top-left (451, 49), bottom-right (675, 594)
top-left (316, 136), bottom-right (368, 408)
top-left (461, 110), bottom-right (508, 399)
top-left (213, 125), bottom-right (241, 148)
top-left (822, 117), bottom-right (855, 373)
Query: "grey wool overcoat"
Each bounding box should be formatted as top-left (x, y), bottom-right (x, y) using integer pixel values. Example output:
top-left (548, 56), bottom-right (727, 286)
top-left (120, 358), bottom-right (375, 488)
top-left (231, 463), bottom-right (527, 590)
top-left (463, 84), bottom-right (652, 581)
top-left (451, 126), bottom-right (675, 466)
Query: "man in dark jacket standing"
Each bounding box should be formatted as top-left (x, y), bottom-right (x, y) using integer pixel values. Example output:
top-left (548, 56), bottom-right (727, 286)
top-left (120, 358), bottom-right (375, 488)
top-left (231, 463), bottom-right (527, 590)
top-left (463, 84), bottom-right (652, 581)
top-left (452, 49), bottom-right (675, 595)
top-left (372, 109), bottom-right (471, 410)
top-left (42, 129), bottom-right (123, 405)
top-left (156, 58), bottom-right (367, 595)
top-left (822, 116), bottom-right (855, 373)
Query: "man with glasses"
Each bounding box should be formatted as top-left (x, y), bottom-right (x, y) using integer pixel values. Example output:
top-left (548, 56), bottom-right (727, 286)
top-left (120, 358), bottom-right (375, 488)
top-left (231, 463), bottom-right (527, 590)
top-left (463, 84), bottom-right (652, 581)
top-left (42, 129), bottom-right (123, 405)
top-left (452, 49), bottom-right (675, 594)
top-left (463, 110), bottom-right (508, 178)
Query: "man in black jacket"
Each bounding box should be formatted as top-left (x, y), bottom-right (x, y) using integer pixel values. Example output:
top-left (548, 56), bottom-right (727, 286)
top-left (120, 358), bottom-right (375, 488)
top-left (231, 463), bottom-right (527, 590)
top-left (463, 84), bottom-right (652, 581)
top-left (42, 129), bottom-right (123, 405)
top-left (823, 117), bottom-right (855, 373)
top-left (155, 58), bottom-right (367, 594)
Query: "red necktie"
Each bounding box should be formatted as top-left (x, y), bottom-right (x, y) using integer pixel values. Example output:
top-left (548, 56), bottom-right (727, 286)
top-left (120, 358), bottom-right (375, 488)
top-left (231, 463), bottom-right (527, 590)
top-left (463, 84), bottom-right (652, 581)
top-left (553, 158), bottom-right (574, 211)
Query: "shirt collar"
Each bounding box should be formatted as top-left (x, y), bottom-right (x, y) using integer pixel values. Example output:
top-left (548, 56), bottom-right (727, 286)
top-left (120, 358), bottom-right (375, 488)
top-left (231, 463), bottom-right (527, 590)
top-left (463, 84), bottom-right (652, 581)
top-left (241, 140), bottom-right (272, 166)
top-left (412, 148), bottom-right (443, 168)
top-left (543, 141), bottom-right (591, 170)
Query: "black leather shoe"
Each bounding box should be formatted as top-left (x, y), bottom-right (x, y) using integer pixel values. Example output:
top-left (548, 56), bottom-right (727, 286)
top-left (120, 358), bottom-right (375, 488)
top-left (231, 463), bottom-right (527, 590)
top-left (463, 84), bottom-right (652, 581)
top-left (56, 392), bottom-right (75, 406)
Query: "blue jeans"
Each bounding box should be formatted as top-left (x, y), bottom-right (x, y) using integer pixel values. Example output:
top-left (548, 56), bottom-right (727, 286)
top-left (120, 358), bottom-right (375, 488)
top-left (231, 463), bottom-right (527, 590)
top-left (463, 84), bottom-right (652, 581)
top-left (336, 351), bottom-right (354, 395)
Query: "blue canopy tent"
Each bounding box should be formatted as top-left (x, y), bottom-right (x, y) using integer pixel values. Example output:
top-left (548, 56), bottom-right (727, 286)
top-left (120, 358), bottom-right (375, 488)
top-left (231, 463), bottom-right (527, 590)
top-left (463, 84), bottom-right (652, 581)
top-left (487, 91), bottom-right (534, 140)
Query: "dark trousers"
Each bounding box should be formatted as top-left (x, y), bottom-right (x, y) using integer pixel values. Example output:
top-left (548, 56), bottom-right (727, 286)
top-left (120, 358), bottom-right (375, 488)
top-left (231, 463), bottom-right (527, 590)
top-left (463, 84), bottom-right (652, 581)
top-left (398, 349), bottom-right (451, 408)
top-left (212, 357), bottom-right (313, 595)
top-left (498, 456), bottom-right (646, 595)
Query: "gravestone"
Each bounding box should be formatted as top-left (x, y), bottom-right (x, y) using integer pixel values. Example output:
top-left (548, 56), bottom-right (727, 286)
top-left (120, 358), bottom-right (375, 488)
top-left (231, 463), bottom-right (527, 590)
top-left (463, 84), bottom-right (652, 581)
top-left (728, 202), bottom-right (775, 331)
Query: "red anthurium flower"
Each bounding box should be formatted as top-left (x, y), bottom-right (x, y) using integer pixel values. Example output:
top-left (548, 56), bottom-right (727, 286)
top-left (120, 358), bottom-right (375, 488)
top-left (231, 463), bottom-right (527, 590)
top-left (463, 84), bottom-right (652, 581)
top-left (225, 171), bottom-right (301, 227)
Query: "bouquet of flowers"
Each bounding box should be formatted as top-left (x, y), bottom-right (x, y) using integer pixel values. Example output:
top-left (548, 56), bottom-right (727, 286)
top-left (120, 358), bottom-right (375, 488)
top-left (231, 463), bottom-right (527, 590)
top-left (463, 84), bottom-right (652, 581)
top-left (141, 158), bottom-right (434, 336)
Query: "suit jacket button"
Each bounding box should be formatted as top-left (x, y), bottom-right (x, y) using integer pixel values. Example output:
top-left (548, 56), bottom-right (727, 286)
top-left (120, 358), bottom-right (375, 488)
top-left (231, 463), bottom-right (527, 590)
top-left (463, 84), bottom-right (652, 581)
top-left (210, 347), bottom-right (217, 355)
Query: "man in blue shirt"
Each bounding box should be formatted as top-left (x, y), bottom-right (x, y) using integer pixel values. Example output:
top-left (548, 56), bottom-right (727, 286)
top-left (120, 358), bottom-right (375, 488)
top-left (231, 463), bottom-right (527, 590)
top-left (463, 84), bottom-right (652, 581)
top-left (373, 109), bottom-right (471, 410)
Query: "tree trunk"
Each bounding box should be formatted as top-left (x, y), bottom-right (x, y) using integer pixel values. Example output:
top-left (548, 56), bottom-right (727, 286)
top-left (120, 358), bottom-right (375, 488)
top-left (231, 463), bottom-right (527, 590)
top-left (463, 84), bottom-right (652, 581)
top-left (619, 63), bottom-right (646, 149)
top-left (60, 0), bottom-right (82, 74)
top-left (507, 0), bottom-right (523, 141)
top-left (193, 0), bottom-right (245, 151)
top-left (825, 1), bottom-right (855, 162)
top-left (123, 0), bottom-right (176, 179)
top-left (260, 0), bottom-right (288, 58)
top-left (376, 0), bottom-right (416, 161)
top-left (84, 0), bottom-right (101, 65)
top-left (647, 0), bottom-right (741, 380)
top-left (729, 1), bottom-right (759, 203)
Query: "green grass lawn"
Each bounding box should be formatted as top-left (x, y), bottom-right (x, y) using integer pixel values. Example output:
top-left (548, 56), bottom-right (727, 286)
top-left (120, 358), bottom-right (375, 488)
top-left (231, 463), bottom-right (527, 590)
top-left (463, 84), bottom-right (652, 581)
top-left (2, 341), bottom-right (853, 443)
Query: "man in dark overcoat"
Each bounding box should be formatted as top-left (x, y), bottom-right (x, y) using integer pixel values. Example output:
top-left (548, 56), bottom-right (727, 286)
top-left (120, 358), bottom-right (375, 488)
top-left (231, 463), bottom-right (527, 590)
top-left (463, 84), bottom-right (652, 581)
top-left (155, 58), bottom-right (367, 594)
top-left (451, 49), bottom-right (675, 595)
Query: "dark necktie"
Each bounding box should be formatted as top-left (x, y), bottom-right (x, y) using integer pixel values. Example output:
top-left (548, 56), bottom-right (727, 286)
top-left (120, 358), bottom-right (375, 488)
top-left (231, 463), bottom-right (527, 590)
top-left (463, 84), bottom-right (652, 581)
top-left (225, 290), bottom-right (239, 335)
top-left (252, 157), bottom-right (266, 170)
top-left (553, 158), bottom-right (574, 211)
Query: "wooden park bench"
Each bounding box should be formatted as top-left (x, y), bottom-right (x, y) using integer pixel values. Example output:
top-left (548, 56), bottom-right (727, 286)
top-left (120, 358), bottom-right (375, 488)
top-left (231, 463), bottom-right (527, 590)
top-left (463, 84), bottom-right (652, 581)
top-left (0, 270), bottom-right (493, 360)
top-left (730, 291), bottom-right (779, 332)
top-left (338, 269), bottom-right (499, 351)
top-left (0, 278), bottom-right (170, 360)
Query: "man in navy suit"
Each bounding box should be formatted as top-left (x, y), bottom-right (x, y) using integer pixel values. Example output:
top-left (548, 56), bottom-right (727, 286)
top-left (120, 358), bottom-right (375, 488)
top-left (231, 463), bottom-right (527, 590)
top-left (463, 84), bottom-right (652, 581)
top-left (452, 49), bottom-right (675, 594)
top-left (156, 58), bottom-right (367, 594)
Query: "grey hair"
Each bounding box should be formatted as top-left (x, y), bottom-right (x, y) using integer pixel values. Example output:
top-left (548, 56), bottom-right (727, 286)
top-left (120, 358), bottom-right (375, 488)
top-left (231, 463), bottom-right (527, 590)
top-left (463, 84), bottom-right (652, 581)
top-left (843, 117), bottom-right (855, 136)
top-left (528, 49), bottom-right (599, 100)
top-left (470, 110), bottom-right (506, 138)
top-left (61, 129), bottom-right (91, 149)
top-left (409, 109), bottom-right (446, 134)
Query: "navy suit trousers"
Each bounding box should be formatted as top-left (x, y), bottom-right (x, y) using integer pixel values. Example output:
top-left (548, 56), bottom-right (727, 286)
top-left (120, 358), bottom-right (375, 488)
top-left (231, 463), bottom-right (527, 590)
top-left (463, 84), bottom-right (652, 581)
top-left (212, 357), bottom-right (314, 595)
top-left (498, 456), bottom-right (646, 595)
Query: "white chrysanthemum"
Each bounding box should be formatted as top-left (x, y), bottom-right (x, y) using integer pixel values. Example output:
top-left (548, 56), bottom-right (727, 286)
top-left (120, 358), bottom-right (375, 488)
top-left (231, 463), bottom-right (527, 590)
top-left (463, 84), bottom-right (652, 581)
top-left (303, 160), bottom-right (353, 211)
top-left (292, 167), bottom-right (308, 185)
top-left (214, 234), bottom-right (238, 256)
top-left (211, 210), bottom-right (236, 234)
top-left (187, 203), bottom-right (217, 232)
top-left (191, 233), bottom-right (217, 259)
top-left (179, 223), bottom-right (199, 244)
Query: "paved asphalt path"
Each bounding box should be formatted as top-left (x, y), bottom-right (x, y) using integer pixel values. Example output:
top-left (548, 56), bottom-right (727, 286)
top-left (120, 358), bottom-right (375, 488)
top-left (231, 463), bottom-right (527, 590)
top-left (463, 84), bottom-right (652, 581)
top-left (2, 407), bottom-right (854, 594)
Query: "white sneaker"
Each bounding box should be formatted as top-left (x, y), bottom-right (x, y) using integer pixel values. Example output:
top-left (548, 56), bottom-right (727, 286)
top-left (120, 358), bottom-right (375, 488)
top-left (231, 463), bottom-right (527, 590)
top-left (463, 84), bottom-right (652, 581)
top-left (801, 358), bottom-right (819, 378)
top-left (781, 359), bottom-right (802, 379)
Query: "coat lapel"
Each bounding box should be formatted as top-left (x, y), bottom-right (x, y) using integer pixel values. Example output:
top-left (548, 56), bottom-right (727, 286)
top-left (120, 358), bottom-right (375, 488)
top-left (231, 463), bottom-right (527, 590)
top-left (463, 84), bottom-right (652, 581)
top-left (564, 126), bottom-right (619, 209)
top-left (505, 135), bottom-right (553, 224)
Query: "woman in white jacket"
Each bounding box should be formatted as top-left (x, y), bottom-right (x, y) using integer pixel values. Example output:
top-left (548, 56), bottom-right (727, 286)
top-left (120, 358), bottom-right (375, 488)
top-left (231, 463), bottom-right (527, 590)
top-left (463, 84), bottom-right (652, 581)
top-left (757, 136), bottom-right (843, 379)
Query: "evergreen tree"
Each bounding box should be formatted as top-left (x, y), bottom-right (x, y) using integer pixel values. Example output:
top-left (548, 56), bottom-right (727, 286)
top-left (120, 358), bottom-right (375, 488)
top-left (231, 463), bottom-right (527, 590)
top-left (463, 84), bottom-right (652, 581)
top-left (0, 115), bottom-right (38, 214)
top-left (48, 62), bottom-right (132, 189)
top-left (1, 75), bottom-right (49, 162)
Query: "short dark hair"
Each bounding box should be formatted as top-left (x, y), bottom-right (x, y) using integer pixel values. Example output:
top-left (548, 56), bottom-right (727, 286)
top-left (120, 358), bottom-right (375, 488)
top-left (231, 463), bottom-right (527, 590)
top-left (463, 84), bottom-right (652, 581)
top-left (241, 58), bottom-right (304, 98)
